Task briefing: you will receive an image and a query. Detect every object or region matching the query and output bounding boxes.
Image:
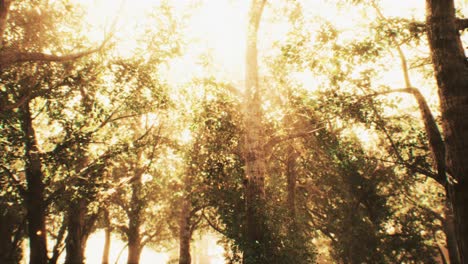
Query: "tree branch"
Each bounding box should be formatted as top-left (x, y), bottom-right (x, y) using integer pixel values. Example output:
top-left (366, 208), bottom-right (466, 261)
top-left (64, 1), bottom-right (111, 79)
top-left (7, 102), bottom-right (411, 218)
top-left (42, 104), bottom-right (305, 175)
top-left (305, 207), bottom-right (337, 243)
top-left (49, 216), bottom-right (67, 264)
top-left (264, 126), bottom-right (324, 153)
top-left (189, 213), bottom-right (203, 236)
top-left (369, 1), bottom-right (447, 186)
top-left (202, 212), bottom-right (228, 237)
top-left (141, 224), bottom-right (165, 247)
top-left (360, 87), bottom-right (446, 185)
top-left (371, 0), bottom-right (412, 87)
top-left (0, 31), bottom-right (113, 69)
top-left (115, 224), bottom-right (129, 235)
top-left (0, 42), bottom-right (106, 69)
top-left (456, 18), bottom-right (468, 31)
top-left (0, 165), bottom-right (26, 196)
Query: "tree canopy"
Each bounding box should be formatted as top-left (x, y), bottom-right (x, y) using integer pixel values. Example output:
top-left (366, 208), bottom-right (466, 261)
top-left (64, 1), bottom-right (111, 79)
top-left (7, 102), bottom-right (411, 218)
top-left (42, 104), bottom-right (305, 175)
top-left (1, 0), bottom-right (467, 264)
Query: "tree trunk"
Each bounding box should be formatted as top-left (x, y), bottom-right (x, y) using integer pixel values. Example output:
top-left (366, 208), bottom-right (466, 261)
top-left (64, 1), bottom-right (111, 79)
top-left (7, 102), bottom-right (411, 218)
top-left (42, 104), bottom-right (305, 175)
top-left (64, 201), bottom-right (87, 264)
top-left (0, 210), bottom-right (23, 264)
top-left (102, 209), bottom-right (111, 264)
top-left (20, 103), bottom-right (48, 264)
top-left (286, 147), bottom-right (298, 223)
top-left (49, 216), bottom-right (66, 264)
top-left (243, 0), bottom-right (268, 262)
top-left (178, 198), bottom-right (191, 264)
top-left (127, 172), bottom-right (142, 264)
top-left (65, 153), bottom-right (93, 264)
top-left (444, 204), bottom-right (461, 264)
top-left (426, 1), bottom-right (468, 262)
top-left (127, 234), bottom-right (141, 264)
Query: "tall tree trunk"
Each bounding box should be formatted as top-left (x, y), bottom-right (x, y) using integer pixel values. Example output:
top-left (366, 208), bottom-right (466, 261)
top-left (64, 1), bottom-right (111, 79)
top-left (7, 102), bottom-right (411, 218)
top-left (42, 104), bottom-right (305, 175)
top-left (20, 103), bottom-right (48, 264)
top-left (64, 200), bottom-right (87, 264)
top-left (102, 209), bottom-right (111, 264)
top-left (65, 154), bottom-right (92, 264)
top-left (426, 1), bottom-right (468, 262)
top-left (127, 172), bottom-right (142, 264)
top-left (178, 197), bottom-right (191, 264)
top-left (243, 0), bottom-right (268, 262)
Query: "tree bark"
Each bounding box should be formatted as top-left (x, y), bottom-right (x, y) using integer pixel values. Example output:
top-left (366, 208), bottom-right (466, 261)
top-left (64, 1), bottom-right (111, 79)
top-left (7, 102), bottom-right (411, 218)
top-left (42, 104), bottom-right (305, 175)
top-left (426, 1), bottom-right (468, 262)
top-left (127, 234), bottom-right (141, 264)
top-left (178, 198), bottom-right (191, 264)
top-left (443, 204), bottom-right (461, 264)
top-left (64, 201), bottom-right (88, 264)
top-left (101, 209), bottom-right (111, 264)
top-left (127, 171), bottom-right (143, 264)
top-left (243, 0), bottom-right (268, 262)
top-left (0, 210), bottom-right (23, 264)
top-left (65, 152), bottom-right (94, 264)
top-left (20, 102), bottom-right (48, 264)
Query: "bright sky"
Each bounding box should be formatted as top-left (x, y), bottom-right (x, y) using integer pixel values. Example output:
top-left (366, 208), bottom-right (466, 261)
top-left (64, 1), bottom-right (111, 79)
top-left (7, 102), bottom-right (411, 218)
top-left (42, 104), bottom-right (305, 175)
top-left (85, 231), bottom-right (170, 264)
top-left (84, 231), bottom-right (224, 264)
top-left (78, 0), bottom-right (430, 85)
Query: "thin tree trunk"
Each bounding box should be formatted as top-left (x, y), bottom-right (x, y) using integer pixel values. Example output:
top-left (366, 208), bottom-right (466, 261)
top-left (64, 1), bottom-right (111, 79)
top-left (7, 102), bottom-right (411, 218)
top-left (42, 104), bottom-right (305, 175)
top-left (127, 171), bottom-right (142, 264)
top-left (0, 214), bottom-right (14, 264)
top-left (444, 204), bottom-right (461, 264)
top-left (243, 0), bottom-right (268, 262)
top-left (101, 209), bottom-right (111, 264)
top-left (0, 210), bottom-right (23, 264)
top-left (426, 1), bottom-right (468, 262)
top-left (286, 148), bottom-right (298, 223)
top-left (178, 198), bottom-right (191, 264)
top-left (49, 216), bottom-right (66, 264)
top-left (20, 103), bottom-right (48, 264)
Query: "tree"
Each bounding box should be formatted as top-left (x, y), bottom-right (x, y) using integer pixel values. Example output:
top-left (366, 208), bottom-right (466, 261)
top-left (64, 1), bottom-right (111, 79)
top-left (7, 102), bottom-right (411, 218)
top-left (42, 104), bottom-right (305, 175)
top-left (425, 1), bottom-right (468, 262)
top-left (0, 1), bottom-right (112, 263)
top-left (243, 1), bottom-right (270, 262)
top-left (266, 2), bottom-right (447, 261)
top-left (0, 176), bottom-right (25, 264)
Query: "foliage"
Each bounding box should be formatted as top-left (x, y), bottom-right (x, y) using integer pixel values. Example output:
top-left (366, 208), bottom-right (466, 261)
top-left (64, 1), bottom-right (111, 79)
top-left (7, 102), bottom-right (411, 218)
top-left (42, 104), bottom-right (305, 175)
top-left (0, 0), bottom-right (452, 263)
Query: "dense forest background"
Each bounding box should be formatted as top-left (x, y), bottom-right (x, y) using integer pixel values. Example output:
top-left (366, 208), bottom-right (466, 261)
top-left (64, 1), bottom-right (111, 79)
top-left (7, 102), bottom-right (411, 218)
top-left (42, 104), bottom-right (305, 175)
top-left (1, 0), bottom-right (468, 263)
